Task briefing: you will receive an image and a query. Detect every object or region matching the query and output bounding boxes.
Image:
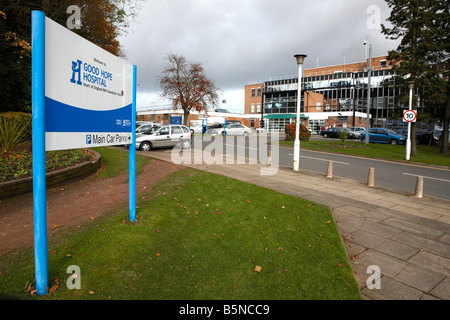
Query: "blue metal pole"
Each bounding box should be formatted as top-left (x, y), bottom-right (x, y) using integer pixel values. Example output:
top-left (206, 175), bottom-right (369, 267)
top-left (129, 65), bottom-right (137, 222)
top-left (31, 10), bottom-right (48, 295)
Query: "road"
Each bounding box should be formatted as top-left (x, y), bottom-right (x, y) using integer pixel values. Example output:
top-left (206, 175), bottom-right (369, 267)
top-left (190, 134), bottom-right (450, 200)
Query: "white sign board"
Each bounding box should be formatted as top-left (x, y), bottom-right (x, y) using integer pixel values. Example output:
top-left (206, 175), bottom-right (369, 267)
top-left (403, 110), bottom-right (417, 123)
top-left (44, 17), bottom-right (133, 151)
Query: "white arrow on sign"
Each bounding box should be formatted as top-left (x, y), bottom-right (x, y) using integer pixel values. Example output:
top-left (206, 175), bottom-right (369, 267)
top-left (403, 110), bottom-right (417, 122)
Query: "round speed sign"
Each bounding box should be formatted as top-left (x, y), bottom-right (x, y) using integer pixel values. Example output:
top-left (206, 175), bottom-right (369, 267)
top-left (403, 110), bottom-right (417, 122)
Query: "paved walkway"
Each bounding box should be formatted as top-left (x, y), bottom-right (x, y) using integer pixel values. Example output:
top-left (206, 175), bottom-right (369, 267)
top-left (141, 147), bottom-right (450, 300)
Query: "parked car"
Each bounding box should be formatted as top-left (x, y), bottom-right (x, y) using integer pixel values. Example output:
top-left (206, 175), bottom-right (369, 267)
top-left (136, 122), bottom-right (161, 134)
top-left (217, 124), bottom-right (252, 136)
top-left (320, 127), bottom-right (356, 139)
top-left (392, 127), bottom-right (432, 144)
top-left (360, 128), bottom-right (406, 144)
top-left (189, 124), bottom-right (204, 134)
top-left (348, 127), bottom-right (366, 134)
top-left (346, 128), bottom-right (363, 138)
top-left (136, 124), bottom-right (192, 151)
top-left (432, 130), bottom-right (450, 144)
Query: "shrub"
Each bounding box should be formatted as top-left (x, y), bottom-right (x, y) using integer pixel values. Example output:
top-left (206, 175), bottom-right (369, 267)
top-left (285, 123), bottom-right (310, 142)
top-left (338, 129), bottom-right (347, 142)
top-left (0, 112), bottom-right (31, 156)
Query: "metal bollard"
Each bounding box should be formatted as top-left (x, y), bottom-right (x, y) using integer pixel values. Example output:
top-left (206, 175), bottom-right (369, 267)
top-left (326, 161), bottom-right (333, 178)
top-left (415, 176), bottom-right (423, 198)
top-left (367, 167), bottom-right (375, 187)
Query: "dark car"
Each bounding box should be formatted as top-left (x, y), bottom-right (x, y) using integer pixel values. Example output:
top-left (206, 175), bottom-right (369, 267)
top-left (392, 127), bottom-right (432, 144)
top-left (320, 127), bottom-right (356, 139)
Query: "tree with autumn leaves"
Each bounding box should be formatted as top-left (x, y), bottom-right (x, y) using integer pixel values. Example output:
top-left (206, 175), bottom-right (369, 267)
top-left (159, 53), bottom-right (220, 126)
top-left (0, 0), bottom-right (143, 113)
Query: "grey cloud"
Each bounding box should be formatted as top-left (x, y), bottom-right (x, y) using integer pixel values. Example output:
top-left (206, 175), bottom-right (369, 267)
top-left (119, 0), bottom-right (398, 109)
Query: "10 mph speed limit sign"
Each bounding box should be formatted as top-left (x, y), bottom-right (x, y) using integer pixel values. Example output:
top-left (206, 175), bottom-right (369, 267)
top-left (403, 110), bottom-right (417, 122)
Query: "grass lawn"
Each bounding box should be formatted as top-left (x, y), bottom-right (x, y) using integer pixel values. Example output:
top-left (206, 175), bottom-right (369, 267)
top-left (278, 140), bottom-right (450, 167)
top-left (92, 146), bottom-right (149, 179)
top-left (0, 165), bottom-right (360, 300)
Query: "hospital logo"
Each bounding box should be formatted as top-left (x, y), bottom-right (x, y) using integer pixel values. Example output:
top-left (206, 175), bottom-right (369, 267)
top-left (70, 59), bottom-right (82, 85)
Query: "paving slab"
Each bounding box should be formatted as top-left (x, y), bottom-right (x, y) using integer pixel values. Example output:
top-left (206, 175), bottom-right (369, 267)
top-left (361, 276), bottom-right (423, 300)
top-left (395, 265), bottom-right (445, 292)
top-left (381, 218), bottom-right (445, 239)
top-left (430, 278), bottom-right (450, 300)
top-left (375, 239), bottom-right (420, 260)
top-left (408, 251), bottom-right (450, 278)
top-left (351, 249), bottom-right (408, 279)
top-left (392, 232), bottom-right (450, 259)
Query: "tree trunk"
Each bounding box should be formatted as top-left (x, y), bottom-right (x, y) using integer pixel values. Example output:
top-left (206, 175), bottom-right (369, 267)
top-left (183, 108), bottom-right (190, 126)
top-left (411, 122), bottom-right (417, 156)
top-left (440, 86), bottom-right (450, 155)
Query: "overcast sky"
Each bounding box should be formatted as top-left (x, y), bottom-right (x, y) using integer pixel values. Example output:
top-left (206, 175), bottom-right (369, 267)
top-left (118, 0), bottom-right (400, 113)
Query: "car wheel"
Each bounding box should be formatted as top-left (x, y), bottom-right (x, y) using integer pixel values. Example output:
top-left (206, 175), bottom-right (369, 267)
top-left (139, 141), bottom-right (152, 151)
top-left (323, 133), bottom-right (328, 138)
top-left (390, 139), bottom-right (398, 145)
top-left (181, 139), bottom-right (191, 149)
top-left (222, 131), bottom-right (226, 136)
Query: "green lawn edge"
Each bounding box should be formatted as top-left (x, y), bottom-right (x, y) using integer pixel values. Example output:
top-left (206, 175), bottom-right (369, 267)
top-left (0, 167), bottom-right (361, 300)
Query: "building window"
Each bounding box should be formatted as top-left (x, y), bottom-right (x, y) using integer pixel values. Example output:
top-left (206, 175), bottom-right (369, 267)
top-left (251, 104), bottom-right (255, 113)
top-left (380, 60), bottom-right (387, 68)
top-left (251, 88), bottom-right (255, 97)
top-left (257, 88), bottom-right (262, 97)
top-left (257, 104), bottom-right (261, 113)
top-left (316, 103), bottom-right (321, 110)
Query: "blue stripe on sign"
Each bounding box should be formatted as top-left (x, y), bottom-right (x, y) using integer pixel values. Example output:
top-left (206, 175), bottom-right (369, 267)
top-left (45, 97), bottom-right (132, 133)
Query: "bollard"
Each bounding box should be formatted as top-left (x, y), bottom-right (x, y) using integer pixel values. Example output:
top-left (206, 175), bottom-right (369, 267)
top-left (267, 150), bottom-right (272, 165)
top-left (326, 161), bottom-right (333, 178)
top-left (414, 176), bottom-right (423, 198)
top-left (367, 167), bottom-right (375, 187)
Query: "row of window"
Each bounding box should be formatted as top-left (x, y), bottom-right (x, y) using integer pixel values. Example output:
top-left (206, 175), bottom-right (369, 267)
top-left (264, 69), bottom-right (393, 87)
top-left (251, 87), bottom-right (262, 98)
top-left (250, 104), bottom-right (261, 113)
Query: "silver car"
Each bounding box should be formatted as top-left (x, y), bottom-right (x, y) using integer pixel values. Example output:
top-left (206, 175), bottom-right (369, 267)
top-left (136, 124), bottom-right (192, 151)
top-left (217, 124), bottom-right (253, 136)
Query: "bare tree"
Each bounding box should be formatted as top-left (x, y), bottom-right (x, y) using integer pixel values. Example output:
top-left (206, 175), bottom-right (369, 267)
top-left (159, 53), bottom-right (219, 125)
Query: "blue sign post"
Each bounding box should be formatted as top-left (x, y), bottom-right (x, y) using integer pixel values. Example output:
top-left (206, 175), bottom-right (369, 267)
top-left (31, 10), bottom-right (48, 295)
top-left (129, 65), bottom-right (137, 223)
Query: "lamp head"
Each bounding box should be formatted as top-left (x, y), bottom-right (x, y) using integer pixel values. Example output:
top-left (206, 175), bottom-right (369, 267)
top-left (294, 54), bottom-right (307, 65)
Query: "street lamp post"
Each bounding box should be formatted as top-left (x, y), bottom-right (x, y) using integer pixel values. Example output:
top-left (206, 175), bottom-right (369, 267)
top-left (293, 54), bottom-right (307, 171)
top-left (406, 81), bottom-right (414, 161)
top-left (365, 44), bottom-right (372, 145)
